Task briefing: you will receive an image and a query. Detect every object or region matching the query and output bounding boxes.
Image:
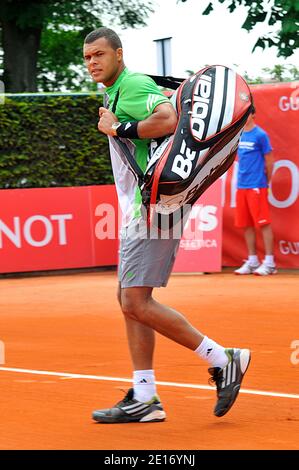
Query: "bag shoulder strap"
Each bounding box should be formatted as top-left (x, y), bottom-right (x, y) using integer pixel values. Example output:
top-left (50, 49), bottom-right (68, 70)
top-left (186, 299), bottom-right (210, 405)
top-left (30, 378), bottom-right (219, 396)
top-left (108, 89), bottom-right (144, 184)
top-left (110, 73), bottom-right (183, 113)
top-left (114, 137), bottom-right (145, 185)
top-left (111, 89), bottom-right (120, 113)
top-left (148, 74), bottom-right (185, 90)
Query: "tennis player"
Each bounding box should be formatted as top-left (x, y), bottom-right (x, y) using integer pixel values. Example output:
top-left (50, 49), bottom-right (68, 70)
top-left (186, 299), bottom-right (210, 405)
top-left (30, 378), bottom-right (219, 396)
top-left (83, 27), bottom-right (251, 423)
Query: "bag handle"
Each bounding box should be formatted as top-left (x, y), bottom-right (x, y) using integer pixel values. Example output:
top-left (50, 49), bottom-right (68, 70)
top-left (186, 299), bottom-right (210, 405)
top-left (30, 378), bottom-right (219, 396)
top-left (111, 89), bottom-right (120, 113)
top-left (148, 74), bottom-right (185, 90)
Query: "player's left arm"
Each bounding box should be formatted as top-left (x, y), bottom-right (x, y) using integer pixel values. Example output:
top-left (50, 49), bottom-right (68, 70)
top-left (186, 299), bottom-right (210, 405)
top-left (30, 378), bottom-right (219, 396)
top-left (131, 101), bottom-right (177, 138)
top-left (98, 74), bottom-right (177, 139)
top-left (98, 102), bottom-right (177, 138)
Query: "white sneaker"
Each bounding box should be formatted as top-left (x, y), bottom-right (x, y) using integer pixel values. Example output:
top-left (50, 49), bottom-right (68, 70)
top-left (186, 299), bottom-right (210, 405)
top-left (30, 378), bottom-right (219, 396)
top-left (234, 260), bottom-right (260, 275)
top-left (254, 262), bottom-right (277, 276)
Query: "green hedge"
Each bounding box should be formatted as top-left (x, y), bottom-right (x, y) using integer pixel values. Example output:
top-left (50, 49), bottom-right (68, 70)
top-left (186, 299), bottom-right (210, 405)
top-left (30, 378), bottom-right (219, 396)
top-left (0, 94), bottom-right (113, 189)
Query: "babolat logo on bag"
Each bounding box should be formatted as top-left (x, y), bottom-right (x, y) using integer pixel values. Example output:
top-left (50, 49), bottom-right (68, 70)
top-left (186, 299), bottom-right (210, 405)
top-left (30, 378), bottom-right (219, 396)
top-left (114, 65), bottom-right (253, 227)
top-left (191, 72), bottom-right (213, 140)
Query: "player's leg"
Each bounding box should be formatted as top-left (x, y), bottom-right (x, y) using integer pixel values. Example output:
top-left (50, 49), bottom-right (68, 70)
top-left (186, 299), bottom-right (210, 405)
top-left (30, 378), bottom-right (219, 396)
top-left (124, 314), bottom-right (155, 370)
top-left (244, 226), bottom-right (257, 256)
top-left (93, 281), bottom-right (251, 422)
top-left (121, 284), bottom-right (205, 413)
top-left (234, 189), bottom-right (260, 274)
top-left (121, 286), bottom-right (204, 351)
top-left (256, 187), bottom-right (274, 256)
top-left (118, 282), bottom-right (156, 371)
top-left (118, 232), bottom-right (221, 408)
top-left (255, 224), bottom-right (276, 274)
top-left (93, 283), bottom-right (163, 424)
top-left (92, 218), bottom-right (250, 422)
top-left (261, 223), bottom-right (274, 256)
top-left (248, 188), bottom-right (276, 275)
top-left (118, 229), bottom-right (225, 360)
top-left (121, 285), bottom-right (251, 418)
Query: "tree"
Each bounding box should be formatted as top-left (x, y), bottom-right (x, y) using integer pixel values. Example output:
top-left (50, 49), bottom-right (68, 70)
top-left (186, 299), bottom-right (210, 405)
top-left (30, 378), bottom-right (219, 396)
top-left (262, 63), bottom-right (299, 81)
top-left (180, 0), bottom-right (299, 58)
top-left (186, 63), bottom-right (299, 84)
top-left (0, 0), bottom-right (153, 93)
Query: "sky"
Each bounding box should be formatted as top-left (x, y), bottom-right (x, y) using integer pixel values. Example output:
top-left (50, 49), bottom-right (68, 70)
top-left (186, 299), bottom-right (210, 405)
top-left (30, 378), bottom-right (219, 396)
top-left (107, 0), bottom-right (299, 80)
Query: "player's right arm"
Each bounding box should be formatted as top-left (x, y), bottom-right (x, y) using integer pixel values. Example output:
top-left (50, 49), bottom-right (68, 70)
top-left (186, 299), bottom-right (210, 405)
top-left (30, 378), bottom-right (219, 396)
top-left (98, 102), bottom-right (177, 138)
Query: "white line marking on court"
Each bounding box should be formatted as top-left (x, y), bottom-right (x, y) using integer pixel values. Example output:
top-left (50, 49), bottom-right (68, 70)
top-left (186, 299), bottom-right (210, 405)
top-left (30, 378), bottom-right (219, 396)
top-left (1, 366), bottom-right (299, 400)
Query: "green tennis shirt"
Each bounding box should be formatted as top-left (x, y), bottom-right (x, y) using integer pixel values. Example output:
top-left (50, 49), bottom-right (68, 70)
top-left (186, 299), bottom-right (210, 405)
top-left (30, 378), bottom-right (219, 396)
top-left (105, 68), bottom-right (169, 225)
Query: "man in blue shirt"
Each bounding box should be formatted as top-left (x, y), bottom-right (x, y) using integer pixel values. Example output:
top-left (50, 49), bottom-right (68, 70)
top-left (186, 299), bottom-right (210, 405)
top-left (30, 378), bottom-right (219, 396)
top-left (234, 106), bottom-right (276, 275)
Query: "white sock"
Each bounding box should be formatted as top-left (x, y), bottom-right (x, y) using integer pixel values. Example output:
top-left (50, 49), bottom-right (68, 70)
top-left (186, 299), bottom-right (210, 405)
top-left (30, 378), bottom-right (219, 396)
top-left (133, 369), bottom-right (157, 402)
top-left (248, 255), bottom-right (259, 266)
top-left (195, 336), bottom-right (229, 368)
top-left (265, 255), bottom-right (275, 266)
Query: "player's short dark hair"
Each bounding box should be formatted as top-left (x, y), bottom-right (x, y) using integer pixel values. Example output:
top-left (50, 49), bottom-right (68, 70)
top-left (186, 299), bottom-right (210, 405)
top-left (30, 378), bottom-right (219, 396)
top-left (84, 27), bottom-right (122, 50)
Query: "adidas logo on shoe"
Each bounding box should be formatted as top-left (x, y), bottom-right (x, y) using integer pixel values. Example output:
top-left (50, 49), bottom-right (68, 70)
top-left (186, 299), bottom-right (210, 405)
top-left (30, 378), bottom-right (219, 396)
top-left (92, 388), bottom-right (166, 423)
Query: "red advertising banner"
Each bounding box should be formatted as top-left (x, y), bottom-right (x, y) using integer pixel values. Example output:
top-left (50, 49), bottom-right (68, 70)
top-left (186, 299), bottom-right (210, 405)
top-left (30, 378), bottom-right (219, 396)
top-left (0, 181), bottom-right (222, 274)
top-left (173, 179), bottom-right (222, 273)
top-left (0, 185), bottom-right (118, 273)
top-left (222, 82), bottom-right (299, 268)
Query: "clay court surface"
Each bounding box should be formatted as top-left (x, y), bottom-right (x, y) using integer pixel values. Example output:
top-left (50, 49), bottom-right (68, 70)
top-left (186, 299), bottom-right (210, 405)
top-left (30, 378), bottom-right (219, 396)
top-left (0, 270), bottom-right (298, 450)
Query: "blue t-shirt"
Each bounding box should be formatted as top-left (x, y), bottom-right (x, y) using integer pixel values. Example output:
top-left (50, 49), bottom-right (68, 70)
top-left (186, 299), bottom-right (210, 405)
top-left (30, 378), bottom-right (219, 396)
top-left (237, 125), bottom-right (272, 189)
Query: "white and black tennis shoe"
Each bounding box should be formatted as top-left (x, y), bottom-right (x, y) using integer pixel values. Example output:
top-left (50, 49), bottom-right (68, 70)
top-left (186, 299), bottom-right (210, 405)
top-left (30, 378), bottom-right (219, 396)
top-left (208, 348), bottom-right (251, 417)
top-left (92, 388), bottom-right (166, 423)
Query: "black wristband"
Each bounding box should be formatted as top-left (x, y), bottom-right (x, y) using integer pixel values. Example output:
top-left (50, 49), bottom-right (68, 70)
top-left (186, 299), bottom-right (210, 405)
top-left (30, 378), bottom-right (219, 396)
top-left (116, 121), bottom-right (139, 139)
